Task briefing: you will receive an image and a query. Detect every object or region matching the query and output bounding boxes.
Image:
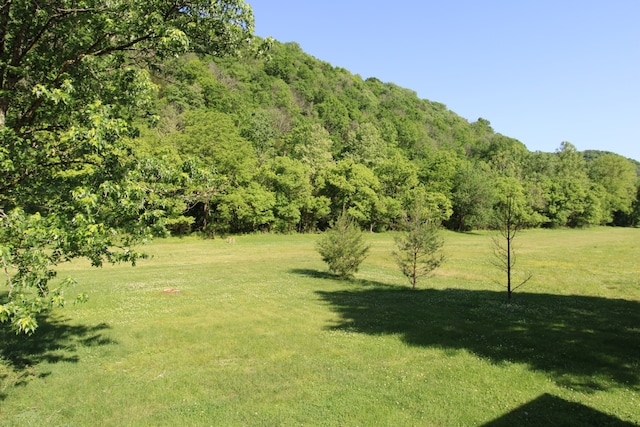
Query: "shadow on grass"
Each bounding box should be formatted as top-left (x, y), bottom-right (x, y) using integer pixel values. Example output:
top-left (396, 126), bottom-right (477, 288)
top-left (290, 268), bottom-right (395, 288)
top-left (0, 315), bottom-right (115, 400)
top-left (481, 393), bottom-right (637, 426)
top-left (314, 285), bottom-right (640, 392)
top-left (290, 268), bottom-right (337, 281)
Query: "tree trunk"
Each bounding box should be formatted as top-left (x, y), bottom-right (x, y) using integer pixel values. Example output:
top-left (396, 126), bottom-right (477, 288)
top-left (412, 252), bottom-right (417, 289)
top-left (507, 232), bottom-right (512, 302)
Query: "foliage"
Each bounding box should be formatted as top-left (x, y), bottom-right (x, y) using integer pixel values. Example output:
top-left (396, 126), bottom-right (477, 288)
top-left (0, 0), bottom-right (254, 333)
top-left (136, 38), bottom-right (640, 236)
top-left (446, 161), bottom-right (496, 231)
top-left (316, 212), bottom-right (370, 278)
top-left (393, 208), bottom-right (445, 289)
top-left (321, 159), bottom-right (380, 229)
top-left (587, 153), bottom-right (637, 224)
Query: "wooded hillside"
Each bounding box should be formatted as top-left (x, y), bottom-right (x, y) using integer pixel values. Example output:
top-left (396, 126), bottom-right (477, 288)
top-left (132, 39), bottom-right (639, 235)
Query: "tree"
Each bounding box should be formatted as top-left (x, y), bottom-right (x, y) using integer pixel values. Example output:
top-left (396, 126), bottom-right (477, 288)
top-left (288, 123), bottom-right (335, 177)
top-left (322, 159), bottom-right (380, 229)
top-left (316, 211), bottom-right (370, 278)
top-left (543, 142), bottom-right (598, 227)
top-left (170, 109), bottom-right (257, 186)
top-left (216, 182), bottom-right (275, 233)
top-left (0, 1), bottom-right (254, 333)
top-left (587, 153), bottom-right (637, 224)
top-left (262, 156), bottom-right (313, 233)
top-left (374, 152), bottom-right (420, 229)
top-left (447, 161), bottom-right (495, 231)
top-left (343, 122), bottom-right (387, 167)
top-left (491, 178), bottom-right (540, 302)
top-left (393, 207), bottom-right (445, 289)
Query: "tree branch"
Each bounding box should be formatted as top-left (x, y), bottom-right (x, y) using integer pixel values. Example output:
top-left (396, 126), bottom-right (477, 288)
top-left (0, 158), bottom-right (104, 195)
top-left (512, 273), bottom-right (533, 292)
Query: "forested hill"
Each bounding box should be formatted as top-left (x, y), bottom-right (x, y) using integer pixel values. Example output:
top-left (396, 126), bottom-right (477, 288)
top-left (134, 38), bottom-right (640, 235)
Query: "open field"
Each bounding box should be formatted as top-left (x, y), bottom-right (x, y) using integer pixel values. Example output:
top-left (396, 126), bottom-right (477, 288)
top-left (1, 228), bottom-right (639, 426)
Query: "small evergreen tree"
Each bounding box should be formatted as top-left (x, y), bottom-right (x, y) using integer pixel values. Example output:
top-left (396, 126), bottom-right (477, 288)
top-left (393, 210), bottom-right (445, 289)
top-left (317, 212), bottom-right (370, 278)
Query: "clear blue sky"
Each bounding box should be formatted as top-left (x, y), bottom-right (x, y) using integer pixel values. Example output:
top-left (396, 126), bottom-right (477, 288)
top-left (247, 1), bottom-right (640, 161)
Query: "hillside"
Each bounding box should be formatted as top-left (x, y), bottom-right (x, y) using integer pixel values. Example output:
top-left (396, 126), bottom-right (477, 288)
top-left (133, 38), bottom-right (640, 234)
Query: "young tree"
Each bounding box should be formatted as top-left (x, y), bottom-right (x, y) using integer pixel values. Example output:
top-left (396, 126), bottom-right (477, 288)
top-left (316, 212), bottom-right (370, 279)
top-left (491, 178), bottom-right (540, 301)
top-left (0, 1), bottom-right (254, 334)
top-left (393, 210), bottom-right (445, 289)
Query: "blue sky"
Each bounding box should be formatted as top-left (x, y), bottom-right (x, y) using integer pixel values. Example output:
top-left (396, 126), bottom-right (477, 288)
top-left (247, 1), bottom-right (640, 161)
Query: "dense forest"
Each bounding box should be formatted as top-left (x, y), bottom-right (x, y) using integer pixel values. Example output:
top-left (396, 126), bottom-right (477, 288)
top-left (132, 39), bottom-right (640, 236)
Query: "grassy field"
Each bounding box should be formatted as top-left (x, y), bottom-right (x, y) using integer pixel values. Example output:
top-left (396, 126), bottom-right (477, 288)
top-left (0, 227), bottom-right (639, 426)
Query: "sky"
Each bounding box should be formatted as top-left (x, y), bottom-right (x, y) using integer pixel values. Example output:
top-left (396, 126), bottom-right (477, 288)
top-left (247, 1), bottom-right (640, 161)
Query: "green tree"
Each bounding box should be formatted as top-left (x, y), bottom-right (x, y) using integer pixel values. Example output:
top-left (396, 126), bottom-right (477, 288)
top-left (542, 142), bottom-right (598, 227)
top-left (241, 109), bottom-right (278, 165)
top-left (447, 161), bottom-right (495, 231)
top-left (322, 159), bottom-right (380, 229)
top-left (374, 153), bottom-right (420, 229)
top-left (216, 182), bottom-right (275, 233)
top-left (0, 0), bottom-right (254, 333)
top-left (343, 122), bottom-right (387, 167)
top-left (416, 149), bottom-right (461, 198)
top-left (315, 95), bottom-right (350, 143)
top-left (170, 109), bottom-right (257, 186)
top-left (393, 207), bottom-right (445, 289)
top-left (262, 156), bottom-right (313, 232)
top-left (587, 153), bottom-right (637, 224)
top-left (316, 211), bottom-right (370, 278)
top-left (288, 123), bottom-right (335, 178)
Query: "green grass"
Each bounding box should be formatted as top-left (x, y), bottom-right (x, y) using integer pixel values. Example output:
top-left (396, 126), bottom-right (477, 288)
top-left (1, 228), bottom-right (639, 426)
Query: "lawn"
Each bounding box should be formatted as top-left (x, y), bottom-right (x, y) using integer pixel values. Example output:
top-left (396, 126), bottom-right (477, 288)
top-left (1, 228), bottom-right (639, 426)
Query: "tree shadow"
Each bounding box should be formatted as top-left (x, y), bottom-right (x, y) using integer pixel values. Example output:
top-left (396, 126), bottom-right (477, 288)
top-left (0, 315), bottom-right (115, 400)
top-left (481, 393), bottom-right (637, 426)
top-left (315, 286), bottom-right (640, 392)
top-left (290, 268), bottom-right (337, 281)
top-left (290, 268), bottom-right (396, 288)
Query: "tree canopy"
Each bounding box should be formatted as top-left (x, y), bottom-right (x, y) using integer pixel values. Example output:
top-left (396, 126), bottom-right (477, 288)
top-left (135, 40), bottom-right (638, 235)
top-left (0, 0), bottom-right (254, 333)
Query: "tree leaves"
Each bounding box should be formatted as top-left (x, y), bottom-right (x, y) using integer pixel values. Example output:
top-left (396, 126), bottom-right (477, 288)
top-left (0, 0), bottom-right (254, 333)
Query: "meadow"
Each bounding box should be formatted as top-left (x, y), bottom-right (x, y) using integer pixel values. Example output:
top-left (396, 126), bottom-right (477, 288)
top-left (1, 228), bottom-right (638, 426)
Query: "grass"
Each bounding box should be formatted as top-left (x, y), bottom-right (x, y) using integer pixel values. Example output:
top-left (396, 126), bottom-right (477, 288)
top-left (0, 228), bottom-right (638, 426)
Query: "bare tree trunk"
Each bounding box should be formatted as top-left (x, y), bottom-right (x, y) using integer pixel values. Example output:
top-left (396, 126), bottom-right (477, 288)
top-left (412, 252), bottom-right (418, 289)
top-left (507, 230), bottom-right (512, 301)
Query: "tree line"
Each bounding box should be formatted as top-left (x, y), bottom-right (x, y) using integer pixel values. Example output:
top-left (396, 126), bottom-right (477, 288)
top-left (133, 42), bottom-right (640, 236)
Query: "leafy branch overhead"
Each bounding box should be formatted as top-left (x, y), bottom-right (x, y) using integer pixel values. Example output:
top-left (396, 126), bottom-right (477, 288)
top-left (0, 0), bottom-right (254, 334)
